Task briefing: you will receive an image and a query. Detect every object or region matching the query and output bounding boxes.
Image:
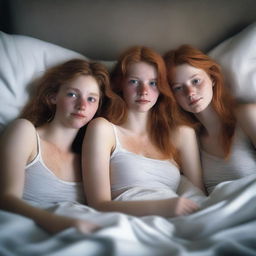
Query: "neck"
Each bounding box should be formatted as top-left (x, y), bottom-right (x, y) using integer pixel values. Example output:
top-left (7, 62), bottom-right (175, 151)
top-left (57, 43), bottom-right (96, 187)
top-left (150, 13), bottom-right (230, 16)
top-left (194, 106), bottom-right (222, 136)
top-left (38, 122), bottom-right (79, 152)
top-left (123, 111), bottom-right (149, 135)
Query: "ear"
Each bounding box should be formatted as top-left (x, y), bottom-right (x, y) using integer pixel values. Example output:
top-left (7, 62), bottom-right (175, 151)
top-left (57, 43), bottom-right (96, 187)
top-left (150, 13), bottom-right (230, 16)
top-left (49, 94), bottom-right (57, 104)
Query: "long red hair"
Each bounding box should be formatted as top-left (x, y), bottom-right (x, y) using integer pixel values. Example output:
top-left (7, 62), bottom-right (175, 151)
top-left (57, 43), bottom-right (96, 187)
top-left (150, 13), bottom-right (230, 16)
top-left (20, 59), bottom-right (119, 127)
top-left (107, 46), bottom-right (188, 160)
top-left (164, 45), bottom-right (236, 156)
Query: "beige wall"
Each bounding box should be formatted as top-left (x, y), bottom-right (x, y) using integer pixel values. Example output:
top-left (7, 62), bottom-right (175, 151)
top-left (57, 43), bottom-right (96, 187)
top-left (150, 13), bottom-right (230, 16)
top-left (2, 0), bottom-right (256, 60)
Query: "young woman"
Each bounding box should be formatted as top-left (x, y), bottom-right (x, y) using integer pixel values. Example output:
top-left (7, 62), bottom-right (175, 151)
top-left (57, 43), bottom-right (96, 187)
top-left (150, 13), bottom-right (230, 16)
top-left (82, 46), bottom-right (205, 218)
top-left (164, 45), bottom-right (256, 194)
top-left (0, 59), bottom-right (117, 234)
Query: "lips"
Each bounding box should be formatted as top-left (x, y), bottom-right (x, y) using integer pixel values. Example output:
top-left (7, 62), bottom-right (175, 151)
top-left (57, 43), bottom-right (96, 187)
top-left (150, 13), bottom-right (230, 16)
top-left (71, 113), bottom-right (86, 118)
top-left (189, 98), bottom-right (202, 106)
top-left (135, 99), bottom-right (150, 104)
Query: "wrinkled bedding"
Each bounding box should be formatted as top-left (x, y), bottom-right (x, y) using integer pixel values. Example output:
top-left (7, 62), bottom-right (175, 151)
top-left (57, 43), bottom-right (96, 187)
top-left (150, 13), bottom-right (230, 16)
top-left (0, 174), bottom-right (256, 256)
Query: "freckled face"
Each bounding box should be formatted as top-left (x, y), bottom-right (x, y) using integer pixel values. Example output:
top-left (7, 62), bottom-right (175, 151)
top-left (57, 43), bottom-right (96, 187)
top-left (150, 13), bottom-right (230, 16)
top-left (52, 75), bottom-right (100, 129)
top-left (171, 64), bottom-right (214, 113)
top-left (122, 61), bottom-right (160, 112)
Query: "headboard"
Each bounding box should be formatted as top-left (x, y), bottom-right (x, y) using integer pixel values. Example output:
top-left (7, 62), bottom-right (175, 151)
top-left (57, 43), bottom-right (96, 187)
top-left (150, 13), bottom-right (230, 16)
top-left (1, 0), bottom-right (256, 60)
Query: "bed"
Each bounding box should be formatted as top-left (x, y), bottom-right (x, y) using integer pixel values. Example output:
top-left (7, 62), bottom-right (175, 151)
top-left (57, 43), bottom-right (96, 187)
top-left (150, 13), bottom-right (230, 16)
top-left (1, 1), bottom-right (256, 255)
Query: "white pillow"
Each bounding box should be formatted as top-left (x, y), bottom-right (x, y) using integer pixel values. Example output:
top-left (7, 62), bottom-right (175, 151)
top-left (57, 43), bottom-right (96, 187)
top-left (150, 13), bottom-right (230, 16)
top-left (208, 22), bottom-right (256, 102)
top-left (0, 31), bottom-right (115, 132)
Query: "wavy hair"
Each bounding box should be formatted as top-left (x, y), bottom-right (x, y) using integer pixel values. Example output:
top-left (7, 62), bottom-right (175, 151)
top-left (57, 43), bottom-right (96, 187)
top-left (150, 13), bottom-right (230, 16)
top-left (107, 46), bottom-right (188, 160)
top-left (20, 58), bottom-right (119, 126)
top-left (20, 58), bottom-right (122, 153)
top-left (164, 45), bottom-right (236, 156)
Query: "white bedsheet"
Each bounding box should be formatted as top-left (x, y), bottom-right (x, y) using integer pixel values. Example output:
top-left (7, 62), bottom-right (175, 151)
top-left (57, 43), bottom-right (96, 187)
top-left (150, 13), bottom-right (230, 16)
top-left (0, 174), bottom-right (256, 256)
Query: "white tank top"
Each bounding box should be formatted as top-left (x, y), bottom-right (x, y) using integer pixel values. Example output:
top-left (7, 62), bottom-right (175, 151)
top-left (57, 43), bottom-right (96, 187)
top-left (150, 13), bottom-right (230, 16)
top-left (23, 133), bottom-right (85, 207)
top-left (110, 124), bottom-right (181, 200)
top-left (202, 126), bottom-right (256, 194)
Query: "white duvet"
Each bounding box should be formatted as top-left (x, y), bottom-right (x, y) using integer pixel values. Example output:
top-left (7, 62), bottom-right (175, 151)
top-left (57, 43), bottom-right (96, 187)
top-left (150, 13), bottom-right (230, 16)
top-left (1, 24), bottom-right (256, 256)
top-left (0, 174), bottom-right (256, 256)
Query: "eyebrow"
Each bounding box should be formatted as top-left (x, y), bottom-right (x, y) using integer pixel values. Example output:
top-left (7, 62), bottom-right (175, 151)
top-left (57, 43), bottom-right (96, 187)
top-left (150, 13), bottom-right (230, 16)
top-left (127, 75), bottom-right (157, 80)
top-left (66, 87), bottom-right (100, 97)
top-left (88, 92), bottom-right (100, 97)
top-left (66, 87), bottom-right (80, 91)
top-left (172, 73), bottom-right (199, 86)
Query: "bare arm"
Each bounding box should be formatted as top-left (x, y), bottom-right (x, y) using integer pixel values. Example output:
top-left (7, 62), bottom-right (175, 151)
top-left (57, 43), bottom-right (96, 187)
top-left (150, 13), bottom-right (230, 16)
top-left (173, 125), bottom-right (206, 193)
top-left (235, 103), bottom-right (256, 148)
top-left (82, 118), bottom-right (200, 217)
top-left (0, 119), bottom-right (97, 234)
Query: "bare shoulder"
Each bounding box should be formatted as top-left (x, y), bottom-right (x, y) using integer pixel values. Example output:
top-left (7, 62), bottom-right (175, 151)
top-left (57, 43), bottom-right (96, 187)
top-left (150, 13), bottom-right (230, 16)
top-left (87, 117), bottom-right (114, 134)
top-left (1, 118), bottom-right (35, 139)
top-left (83, 117), bottom-right (115, 152)
top-left (88, 117), bottom-right (112, 128)
top-left (85, 117), bottom-right (115, 144)
top-left (177, 125), bottom-right (196, 136)
top-left (234, 103), bottom-right (256, 146)
top-left (11, 118), bottom-right (35, 129)
top-left (235, 103), bottom-right (256, 111)
top-left (171, 125), bottom-right (197, 148)
top-left (234, 103), bottom-right (256, 130)
top-left (235, 103), bottom-right (256, 120)
top-left (0, 119), bottom-right (36, 159)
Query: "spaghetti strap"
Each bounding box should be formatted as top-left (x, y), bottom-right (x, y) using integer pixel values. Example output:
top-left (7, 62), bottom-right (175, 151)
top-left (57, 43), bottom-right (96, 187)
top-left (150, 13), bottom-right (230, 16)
top-left (110, 123), bottom-right (123, 157)
top-left (26, 130), bottom-right (41, 167)
top-left (35, 131), bottom-right (42, 160)
top-left (111, 123), bottom-right (121, 148)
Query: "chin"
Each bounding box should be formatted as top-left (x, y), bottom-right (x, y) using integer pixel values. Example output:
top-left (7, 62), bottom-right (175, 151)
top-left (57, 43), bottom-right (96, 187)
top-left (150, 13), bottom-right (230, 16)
top-left (70, 121), bottom-right (88, 129)
top-left (138, 108), bottom-right (152, 113)
top-left (192, 107), bottom-right (206, 114)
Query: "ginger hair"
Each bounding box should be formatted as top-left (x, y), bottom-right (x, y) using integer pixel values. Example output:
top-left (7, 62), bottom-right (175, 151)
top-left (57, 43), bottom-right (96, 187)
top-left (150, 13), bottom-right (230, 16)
top-left (107, 46), bottom-right (189, 161)
top-left (164, 44), bottom-right (236, 156)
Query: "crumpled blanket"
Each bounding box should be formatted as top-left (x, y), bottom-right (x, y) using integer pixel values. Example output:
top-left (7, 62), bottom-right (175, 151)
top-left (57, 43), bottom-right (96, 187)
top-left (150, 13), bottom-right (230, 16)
top-left (0, 174), bottom-right (256, 256)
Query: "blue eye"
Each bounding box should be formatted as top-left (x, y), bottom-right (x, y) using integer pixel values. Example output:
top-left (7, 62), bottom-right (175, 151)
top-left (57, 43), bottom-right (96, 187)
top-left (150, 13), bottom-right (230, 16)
top-left (67, 92), bottom-right (78, 98)
top-left (192, 78), bottom-right (200, 85)
top-left (172, 86), bottom-right (182, 92)
top-left (88, 97), bottom-right (97, 103)
top-left (129, 79), bottom-right (139, 85)
top-left (149, 81), bottom-right (157, 87)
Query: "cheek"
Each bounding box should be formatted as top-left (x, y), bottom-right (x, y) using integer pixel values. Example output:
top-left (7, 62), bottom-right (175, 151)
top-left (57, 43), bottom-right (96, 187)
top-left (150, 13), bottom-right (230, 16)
top-left (55, 98), bottom-right (71, 110)
top-left (150, 86), bottom-right (159, 96)
top-left (202, 83), bottom-right (214, 99)
top-left (126, 86), bottom-right (136, 94)
top-left (152, 90), bottom-right (160, 102)
top-left (174, 94), bottom-right (186, 106)
top-left (88, 103), bottom-right (100, 116)
top-left (123, 87), bottom-right (135, 101)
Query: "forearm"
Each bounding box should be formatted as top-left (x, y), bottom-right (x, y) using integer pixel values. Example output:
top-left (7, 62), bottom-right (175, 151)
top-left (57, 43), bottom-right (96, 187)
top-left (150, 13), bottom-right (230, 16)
top-left (90, 198), bottom-right (177, 217)
top-left (0, 194), bottom-right (75, 233)
top-left (189, 176), bottom-right (206, 194)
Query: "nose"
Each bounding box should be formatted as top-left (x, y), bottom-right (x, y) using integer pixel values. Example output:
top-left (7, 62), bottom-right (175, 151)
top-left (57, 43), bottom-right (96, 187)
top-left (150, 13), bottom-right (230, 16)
top-left (76, 97), bottom-right (87, 110)
top-left (137, 83), bottom-right (148, 96)
top-left (184, 85), bottom-right (196, 98)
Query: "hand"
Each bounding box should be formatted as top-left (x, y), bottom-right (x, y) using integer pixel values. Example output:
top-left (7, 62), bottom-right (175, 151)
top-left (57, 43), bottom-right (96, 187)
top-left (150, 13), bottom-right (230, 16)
top-left (172, 197), bottom-right (200, 216)
top-left (42, 214), bottom-right (100, 234)
top-left (72, 218), bottom-right (100, 234)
